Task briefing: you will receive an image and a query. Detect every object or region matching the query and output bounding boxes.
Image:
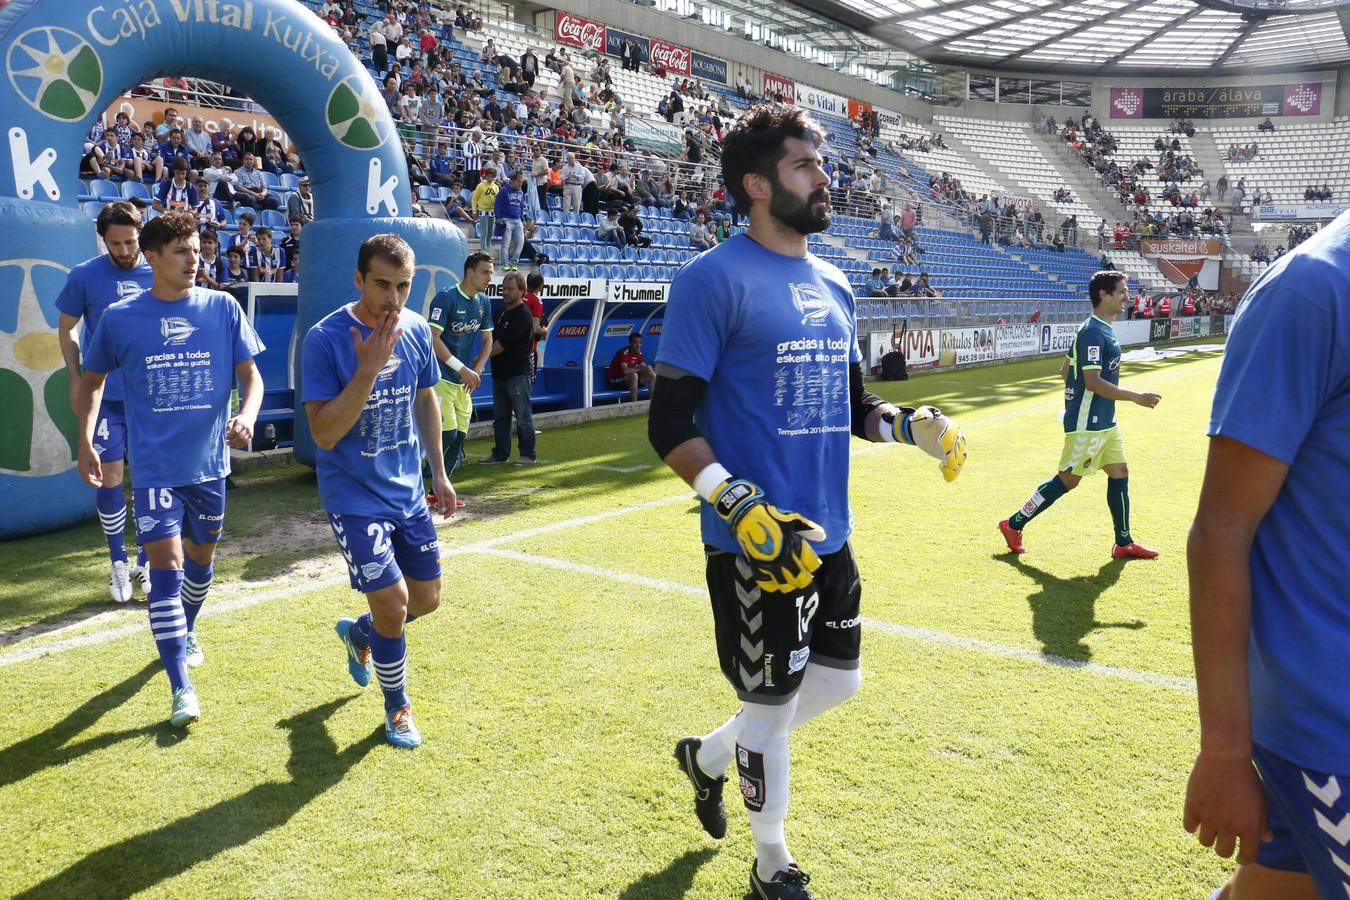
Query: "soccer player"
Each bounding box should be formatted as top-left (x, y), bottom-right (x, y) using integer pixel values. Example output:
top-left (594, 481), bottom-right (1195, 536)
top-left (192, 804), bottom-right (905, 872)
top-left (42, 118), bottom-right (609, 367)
top-left (998, 270), bottom-right (1161, 559)
top-left (1184, 218), bottom-right (1349, 899)
top-left (426, 251), bottom-right (494, 480)
top-left (76, 211), bottom-right (264, 727)
top-left (57, 201), bottom-right (155, 603)
top-left (648, 105), bottom-right (967, 899)
top-left (302, 234), bottom-right (456, 750)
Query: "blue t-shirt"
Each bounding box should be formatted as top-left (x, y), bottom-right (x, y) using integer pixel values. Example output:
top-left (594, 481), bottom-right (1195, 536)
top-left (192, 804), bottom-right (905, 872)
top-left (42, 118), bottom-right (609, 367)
top-left (657, 234), bottom-right (860, 555)
top-left (1063, 314), bottom-right (1120, 433)
top-left (83, 287), bottom-right (264, 488)
top-left (494, 183), bottom-right (526, 220)
top-left (54, 253), bottom-right (154, 402)
top-left (301, 304), bottom-right (441, 519)
top-left (426, 285), bottom-right (492, 384)
top-left (1209, 214), bottom-right (1350, 773)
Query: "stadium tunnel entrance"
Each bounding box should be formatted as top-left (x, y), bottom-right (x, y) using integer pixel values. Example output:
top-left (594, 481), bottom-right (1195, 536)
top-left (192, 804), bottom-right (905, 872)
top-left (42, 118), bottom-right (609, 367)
top-left (0, 0), bottom-right (467, 539)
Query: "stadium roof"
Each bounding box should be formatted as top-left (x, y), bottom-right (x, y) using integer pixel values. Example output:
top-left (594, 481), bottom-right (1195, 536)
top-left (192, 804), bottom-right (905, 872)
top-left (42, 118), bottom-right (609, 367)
top-left (766, 0), bottom-right (1350, 74)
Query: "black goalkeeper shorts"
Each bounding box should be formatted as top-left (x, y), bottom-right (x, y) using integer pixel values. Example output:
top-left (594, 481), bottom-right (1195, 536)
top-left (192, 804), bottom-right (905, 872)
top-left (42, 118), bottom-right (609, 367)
top-left (705, 541), bottom-right (861, 705)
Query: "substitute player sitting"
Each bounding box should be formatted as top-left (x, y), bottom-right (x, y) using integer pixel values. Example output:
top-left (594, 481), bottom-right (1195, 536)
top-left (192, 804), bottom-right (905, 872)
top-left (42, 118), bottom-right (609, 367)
top-left (302, 234), bottom-right (456, 750)
top-left (999, 270), bottom-right (1161, 559)
top-left (649, 104), bottom-right (967, 900)
top-left (76, 211), bottom-right (264, 728)
top-left (607, 331), bottom-right (656, 402)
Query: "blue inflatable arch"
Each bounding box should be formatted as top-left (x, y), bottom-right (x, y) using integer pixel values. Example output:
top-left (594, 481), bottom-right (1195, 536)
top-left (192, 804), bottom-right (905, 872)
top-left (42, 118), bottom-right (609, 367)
top-left (0, 0), bottom-right (466, 539)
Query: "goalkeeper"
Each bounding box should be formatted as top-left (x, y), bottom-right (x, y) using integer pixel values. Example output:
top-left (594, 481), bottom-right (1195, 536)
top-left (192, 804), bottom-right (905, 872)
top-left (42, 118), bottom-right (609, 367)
top-left (648, 104), bottom-right (966, 900)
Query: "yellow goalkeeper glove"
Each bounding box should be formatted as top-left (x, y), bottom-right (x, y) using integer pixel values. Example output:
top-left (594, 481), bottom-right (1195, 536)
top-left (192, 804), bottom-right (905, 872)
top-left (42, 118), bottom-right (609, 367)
top-left (711, 478), bottom-right (826, 594)
top-left (894, 405), bottom-right (968, 482)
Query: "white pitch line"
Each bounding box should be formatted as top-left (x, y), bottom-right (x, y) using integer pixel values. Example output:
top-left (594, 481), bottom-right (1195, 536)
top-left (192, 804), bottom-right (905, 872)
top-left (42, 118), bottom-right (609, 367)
top-left (466, 547), bottom-right (1196, 693)
top-left (2, 354), bottom-right (1220, 671)
top-left (0, 492), bottom-right (696, 667)
top-left (590, 464), bottom-right (657, 474)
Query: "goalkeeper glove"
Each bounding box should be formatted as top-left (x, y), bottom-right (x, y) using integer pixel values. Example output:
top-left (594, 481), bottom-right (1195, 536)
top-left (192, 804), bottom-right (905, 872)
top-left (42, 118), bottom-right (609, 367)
top-left (892, 405), bottom-right (968, 482)
top-left (710, 477), bottom-right (826, 594)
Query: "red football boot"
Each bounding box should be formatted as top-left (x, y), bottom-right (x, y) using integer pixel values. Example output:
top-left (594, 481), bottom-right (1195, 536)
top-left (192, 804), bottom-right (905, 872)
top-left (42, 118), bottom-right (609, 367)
top-left (1112, 542), bottom-right (1159, 560)
top-left (998, 519), bottom-right (1026, 555)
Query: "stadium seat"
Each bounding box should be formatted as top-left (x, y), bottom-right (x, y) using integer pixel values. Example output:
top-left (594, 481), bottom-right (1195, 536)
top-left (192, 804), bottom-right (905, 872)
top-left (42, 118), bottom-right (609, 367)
top-left (261, 171), bottom-right (281, 190)
top-left (539, 264), bottom-right (558, 278)
top-left (640, 264), bottom-right (658, 280)
top-left (120, 181), bottom-right (150, 201)
top-left (260, 209), bottom-right (289, 230)
top-left (278, 173), bottom-right (301, 192)
top-left (580, 213), bottom-right (597, 226)
top-left (80, 200), bottom-right (104, 220)
top-left (601, 245), bottom-right (620, 261)
top-left (417, 185), bottom-right (438, 201)
top-left (558, 264), bottom-right (577, 278)
top-left (554, 244), bottom-right (576, 262)
top-left (85, 179), bottom-right (118, 202)
top-left (563, 226), bottom-right (581, 243)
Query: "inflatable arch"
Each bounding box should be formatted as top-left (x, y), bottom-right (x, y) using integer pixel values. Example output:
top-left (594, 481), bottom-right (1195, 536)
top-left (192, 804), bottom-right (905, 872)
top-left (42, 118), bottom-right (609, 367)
top-left (0, 0), bottom-right (467, 539)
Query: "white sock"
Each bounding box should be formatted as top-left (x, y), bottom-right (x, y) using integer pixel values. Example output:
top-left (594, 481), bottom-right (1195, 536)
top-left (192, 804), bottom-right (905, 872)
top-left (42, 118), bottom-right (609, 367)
top-left (789, 664), bottom-right (862, 731)
top-left (737, 698), bottom-right (798, 879)
top-left (696, 709), bottom-right (742, 777)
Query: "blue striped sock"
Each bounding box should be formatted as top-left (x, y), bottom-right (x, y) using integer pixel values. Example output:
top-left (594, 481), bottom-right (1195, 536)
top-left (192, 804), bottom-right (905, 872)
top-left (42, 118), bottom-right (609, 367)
top-left (181, 557), bottom-right (213, 632)
top-left (136, 545), bottom-right (148, 569)
top-left (148, 568), bottom-right (190, 693)
top-left (95, 487), bottom-right (128, 565)
top-left (368, 628), bottom-right (409, 713)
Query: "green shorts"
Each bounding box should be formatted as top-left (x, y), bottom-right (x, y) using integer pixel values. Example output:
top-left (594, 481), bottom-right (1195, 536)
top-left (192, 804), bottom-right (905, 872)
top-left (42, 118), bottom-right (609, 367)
top-left (1058, 426), bottom-right (1126, 477)
top-left (434, 379), bottom-right (472, 433)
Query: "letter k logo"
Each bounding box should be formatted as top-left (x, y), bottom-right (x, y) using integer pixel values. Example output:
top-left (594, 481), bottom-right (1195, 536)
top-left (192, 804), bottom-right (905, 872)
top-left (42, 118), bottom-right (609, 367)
top-left (8, 127), bottom-right (59, 201)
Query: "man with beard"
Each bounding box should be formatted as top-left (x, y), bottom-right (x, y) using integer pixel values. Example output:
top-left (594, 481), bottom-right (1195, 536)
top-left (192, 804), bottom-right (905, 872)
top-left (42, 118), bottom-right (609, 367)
top-left (57, 201), bottom-right (156, 603)
top-left (649, 105), bottom-right (968, 899)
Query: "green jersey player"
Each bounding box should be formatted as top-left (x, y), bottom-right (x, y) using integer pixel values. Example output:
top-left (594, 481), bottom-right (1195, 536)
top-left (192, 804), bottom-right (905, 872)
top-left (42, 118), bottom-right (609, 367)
top-left (999, 270), bottom-right (1161, 559)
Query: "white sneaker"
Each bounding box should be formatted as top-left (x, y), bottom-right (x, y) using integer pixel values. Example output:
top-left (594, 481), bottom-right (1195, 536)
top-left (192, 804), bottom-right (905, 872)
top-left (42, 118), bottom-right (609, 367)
top-left (169, 687), bottom-right (200, 727)
top-left (185, 631), bottom-right (204, 668)
top-left (109, 560), bottom-right (133, 603)
top-left (129, 561), bottom-right (150, 599)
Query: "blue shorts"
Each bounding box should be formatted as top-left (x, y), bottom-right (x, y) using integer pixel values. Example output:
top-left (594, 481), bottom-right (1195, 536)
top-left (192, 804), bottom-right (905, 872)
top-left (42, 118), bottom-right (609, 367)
top-left (327, 507), bottom-right (442, 594)
top-left (92, 399), bottom-right (127, 463)
top-left (132, 479), bottom-right (228, 545)
top-left (1253, 743), bottom-right (1350, 895)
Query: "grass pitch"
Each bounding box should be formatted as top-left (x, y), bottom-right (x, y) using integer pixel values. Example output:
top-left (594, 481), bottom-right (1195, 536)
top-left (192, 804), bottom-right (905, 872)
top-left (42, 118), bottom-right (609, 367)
top-left (1, 347), bottom-right (1230, 898)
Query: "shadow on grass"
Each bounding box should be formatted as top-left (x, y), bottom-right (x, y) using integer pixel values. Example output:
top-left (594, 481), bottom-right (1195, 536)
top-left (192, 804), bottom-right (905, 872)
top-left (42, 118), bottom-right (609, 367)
top-left (995, 555), bottom-right (1140, 661)
top-left (0, 600), bottom-right (129, 648)
top-left (0, 660), bottom-right (161, 790)
top-left (15, 694), bottom-right (378, 899)
top-left (618, 847), bottom-right (718, 900)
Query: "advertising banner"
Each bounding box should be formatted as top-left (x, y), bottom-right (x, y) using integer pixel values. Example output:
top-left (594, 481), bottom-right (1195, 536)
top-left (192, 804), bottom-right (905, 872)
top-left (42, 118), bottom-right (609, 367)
top-left (1150, 318), bottom-right (1171, 342)
top-left (847, 99), bottom-right (874, 122)
top-left (1114, 319), bottom-right (1152, 346)
top-left (484, 276), bottom-right (603, 299)
top-left (1253, 202), bottom-right (1350, 221)
top-left (1109, 82), bottom-right (1323, 119)
top-left (1198, 317), bottom-right (1211, 337)
top-left (104, 96), bottom-right (294, 151)
top-left (691, 52), bottom-right (727, 85)
top-left (625, 116), bottom-right (682, 154)
top-left (608, 281), bottom-right (670, 303)
top-left (940, 327), bottom-right (997, 366)
top-left (1039, 322), bottom-right (1078, 354)
top-left (1139, 238), bottom-right (1221, 290)
top-left (1140, 239), bottom-right (1221, 256)
top-left (996, 324), bottom-right (1039, 359)
top-left (555, 12), bottom-right (605, 51)
top-left (794, 85), bottom-right (847, 118)
top-left (875, 107), bottom-right (903, 129)
top-left (649, 40), bottom-right (691, 75)
top-left (764, 73), bottom-right (795, 99)
top-left (604, 28), bottom-right (649, 62)
top-left (868, 328), bottom-right (938, 370)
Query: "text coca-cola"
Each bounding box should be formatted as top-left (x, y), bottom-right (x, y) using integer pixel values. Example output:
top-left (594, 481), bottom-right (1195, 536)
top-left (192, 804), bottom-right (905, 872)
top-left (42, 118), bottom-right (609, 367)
top-left (555, 13), bottom-right (604, 50)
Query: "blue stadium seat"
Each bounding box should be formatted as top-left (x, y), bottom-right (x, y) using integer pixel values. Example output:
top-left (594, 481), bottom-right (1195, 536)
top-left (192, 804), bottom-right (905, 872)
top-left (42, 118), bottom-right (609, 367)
top-left (539, 264), bottom-right (558, 278)
top-left (563, 226), bottom-right (581, 243)
top-left (558, 264), bottom-right (577, 278)
top-left (120, 181), bottom-right (150, 201)
top-left (640, 264), bottom-right (658, 280)
top-left (417, 185), bottom-right (438, 201)
top-left (84, 179), bottom-right (117, 202)
top-left (575, 264), bottom-right (595, 278)
top-left (278, 173), bottom-right (301, 191)
top-left (601, 245), bottom-right (620, 261)
top-left (260, 209), bottom-right (289, 230)
top-left (581, 228), bottom-right (597, 243)
top-left (80, 200), bottom-right (104, 220)
top-left (580, 213), bottom-right (597, 226)
top-left (622, 264), bottom-right (640, 280)
top-left (554, 244), bottom-right (576, 262)
top-left (261, 171), bottom-right (281, 190)
top-left (562, 212), bottom-right (579, 225)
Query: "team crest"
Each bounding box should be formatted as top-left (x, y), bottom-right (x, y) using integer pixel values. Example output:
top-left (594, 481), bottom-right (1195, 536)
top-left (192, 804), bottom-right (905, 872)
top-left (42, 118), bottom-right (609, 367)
top-left (378, 355), bottom-right (402, 379)
top-left (361, 561), bottom-right (389, 581)
top-left (789, 283), bottom-right (832, 327)
top-left (787, 647), bottom-right (810, 674)
top-left (161, 317), bottom-right (198, 346)
top-left (136, 515), bottom-right (160, 534)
